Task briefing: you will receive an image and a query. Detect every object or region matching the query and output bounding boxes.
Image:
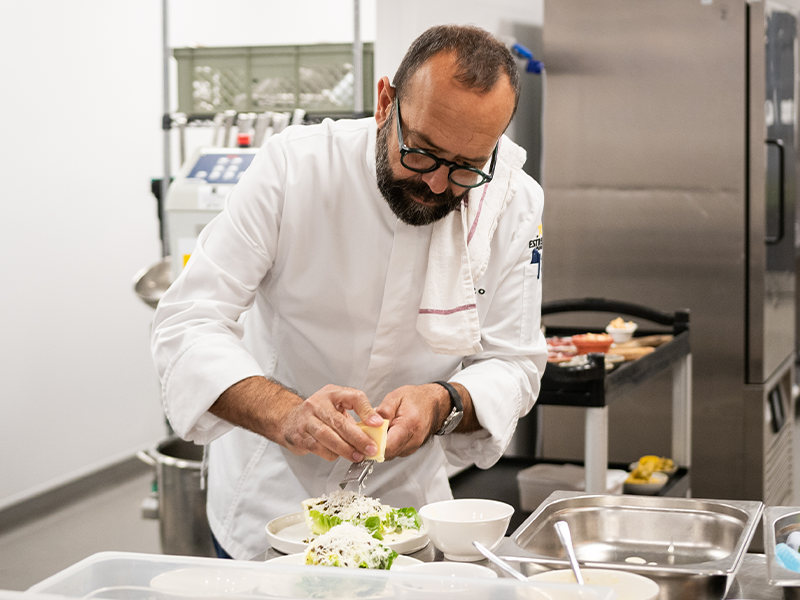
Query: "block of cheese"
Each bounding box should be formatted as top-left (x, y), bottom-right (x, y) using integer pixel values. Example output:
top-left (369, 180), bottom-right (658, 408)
top-left (357, 419), bottom-right (389, 462)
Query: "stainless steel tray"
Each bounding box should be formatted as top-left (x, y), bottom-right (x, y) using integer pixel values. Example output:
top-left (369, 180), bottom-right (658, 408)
top-left (506, 491), bottom-right (763, 600)
top-left (765, 506), bottom-right (800, 599)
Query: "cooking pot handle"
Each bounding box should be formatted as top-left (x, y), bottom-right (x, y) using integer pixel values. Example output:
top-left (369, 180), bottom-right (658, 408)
top-left (136, 450), bottom-right (157, 467)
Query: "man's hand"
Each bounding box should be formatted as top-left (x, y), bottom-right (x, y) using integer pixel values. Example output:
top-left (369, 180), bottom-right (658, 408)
top-left (210, 378), bottom-right (384, 462)
top-left (280, 384), bottom-right (385, 461)
top-left (376, 382), bottom-right (480, 459)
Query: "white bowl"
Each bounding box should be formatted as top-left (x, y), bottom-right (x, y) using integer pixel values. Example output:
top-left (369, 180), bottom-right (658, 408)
top-left (605, 322), bottom-right (638, 343)
top-left (418, 499), bottom-right (514, 562)
top-left (623, 471), bottom-right (669, 495)
top-left (529, 568), bottom-right (659, 600)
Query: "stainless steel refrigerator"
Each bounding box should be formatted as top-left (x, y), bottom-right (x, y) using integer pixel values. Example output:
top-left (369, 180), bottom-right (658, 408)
top-left (536, 0), bottom-right (797, 505)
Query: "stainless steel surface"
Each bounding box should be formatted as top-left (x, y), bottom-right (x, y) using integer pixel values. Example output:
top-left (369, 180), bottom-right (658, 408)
top-left (472, 541), bottom-right (529, 581)
top-left (253, 111), bottom-right (272, 147)
top-left (339, 458), bottom-right (374, 489)
top-left (222, 109), bottom-right (236, 148)
top-left (133, 257), bottom-right (172, 309)
top-left (539, 0), bottom-right (798, 503)
top-left (555, 520), bottom-right (584, 585)
top-left (765, 506), bottom-right (800, 598)
top-left (174, 113), bottom-right (187, 166)
top-left (744, 357), bottom-right (796, 511)
top-left (750, 2), bottom-right (797, 384)
top-left (509, 492), bottom-right (763, 600)
top-left (138, 436), bottom-right (215, 557)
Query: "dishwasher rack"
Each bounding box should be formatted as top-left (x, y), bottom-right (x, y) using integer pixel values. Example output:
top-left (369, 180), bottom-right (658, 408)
top-left (539, 298), bottom-right (692, 496)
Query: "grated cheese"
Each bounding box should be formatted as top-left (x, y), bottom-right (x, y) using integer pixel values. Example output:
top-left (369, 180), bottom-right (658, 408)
top-left (304, 523), bottom-right (396, 569)
top-left (303, 490), bottom-right (389, 523)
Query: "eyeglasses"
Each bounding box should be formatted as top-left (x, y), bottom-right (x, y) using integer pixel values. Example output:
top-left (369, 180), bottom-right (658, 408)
top-left (394, 97), bottom-right (497, 189)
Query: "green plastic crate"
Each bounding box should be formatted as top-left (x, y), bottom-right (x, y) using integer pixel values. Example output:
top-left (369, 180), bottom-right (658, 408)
top-left (173, 43), bottom-right (374, 115)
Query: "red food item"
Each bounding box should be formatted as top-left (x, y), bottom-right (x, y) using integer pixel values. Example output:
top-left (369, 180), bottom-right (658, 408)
top-left (547, 351), bottom-right (575, 363)
top-left (571, 333), bottom-right (614, 355)
top-left (546, 336), bottom-right (577, 354)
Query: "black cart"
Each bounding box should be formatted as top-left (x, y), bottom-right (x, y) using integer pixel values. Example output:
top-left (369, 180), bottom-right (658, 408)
top-left (539, 298), bottom-right (692, 497)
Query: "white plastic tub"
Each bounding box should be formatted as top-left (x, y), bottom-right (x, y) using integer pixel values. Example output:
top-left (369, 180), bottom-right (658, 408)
top-left (517, 464), bottom-right (628, 512)
top-left (28, 551), bottom-right (617, 600)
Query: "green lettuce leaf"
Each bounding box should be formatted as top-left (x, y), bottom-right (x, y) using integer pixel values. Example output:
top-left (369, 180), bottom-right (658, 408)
top-left (307, 509), bottom-right (343, 535)
top-left (363, 515), bottom-right (384, 540)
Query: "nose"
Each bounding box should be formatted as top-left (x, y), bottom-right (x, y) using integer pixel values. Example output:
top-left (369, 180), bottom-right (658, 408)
top-left (421, 164), bottom-right (450, 195)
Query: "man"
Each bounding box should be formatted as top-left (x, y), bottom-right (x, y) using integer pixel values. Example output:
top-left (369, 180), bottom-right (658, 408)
top-left (152, 24), bottom-right (546, 559)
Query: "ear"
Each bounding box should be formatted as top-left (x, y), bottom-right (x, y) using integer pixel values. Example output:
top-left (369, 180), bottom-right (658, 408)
top-left (374, 76), bottom-right (395, 129)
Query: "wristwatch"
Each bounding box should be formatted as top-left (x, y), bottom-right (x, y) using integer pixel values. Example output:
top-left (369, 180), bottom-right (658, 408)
top-left (433, 381), bottom-right (464, 435)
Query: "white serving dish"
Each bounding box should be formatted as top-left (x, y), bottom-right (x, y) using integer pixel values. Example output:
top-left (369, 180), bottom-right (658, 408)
top-left (622, 471), bottom-right (669, 495)
top-left (150, 566), bottom-right (262, 595)
top-left (400, 562), bottom-right (497, 578)
top-left (265, 511), bottom-right (429, 555)
top-left (530, 568), bottom-right (659, 600)
top-left (419, 499), bottom-right (513, 562)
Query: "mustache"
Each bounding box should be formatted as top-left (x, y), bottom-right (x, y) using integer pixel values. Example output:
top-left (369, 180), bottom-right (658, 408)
top-left (388, 175), bottom-right (466, 206)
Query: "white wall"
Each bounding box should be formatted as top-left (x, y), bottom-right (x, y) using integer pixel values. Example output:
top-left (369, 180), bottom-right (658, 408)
top-left (375, 0), bottom-right (543, 160)
top-left (0, 0), bottom-right (375, 511)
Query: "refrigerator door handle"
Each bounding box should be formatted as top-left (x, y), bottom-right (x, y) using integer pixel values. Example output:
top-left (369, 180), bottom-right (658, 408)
top-left (765, 138), bottom-right (785, 244)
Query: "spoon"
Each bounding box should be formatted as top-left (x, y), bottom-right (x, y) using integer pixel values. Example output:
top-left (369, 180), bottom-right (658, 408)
top-left (555, 520), bottom-right (584, 585)
top-left (472, 541), bottom-right (529, 582)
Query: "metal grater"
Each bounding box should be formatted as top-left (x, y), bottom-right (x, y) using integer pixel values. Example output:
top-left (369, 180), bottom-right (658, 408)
top-left (339, 459), bottom-right (375, 489)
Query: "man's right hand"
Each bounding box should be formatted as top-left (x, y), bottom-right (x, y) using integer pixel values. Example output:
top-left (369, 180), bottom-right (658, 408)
top-left (210, 377), bottom-right (384, 462)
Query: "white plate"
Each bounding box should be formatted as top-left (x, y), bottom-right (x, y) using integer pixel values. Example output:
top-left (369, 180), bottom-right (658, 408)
top-left (265, 552), bottom-right (422, 569)
top-left (259, 561), bottom-right (398, 599)
top-left (150, 567), bottom-right (262, 596)
top-left (265, 512), bottom-right (429, 555)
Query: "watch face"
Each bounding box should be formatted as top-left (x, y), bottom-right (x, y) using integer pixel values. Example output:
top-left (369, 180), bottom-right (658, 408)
top-left (438, 407), bottom-right (464, 435)
top-left (447, 410), bottom-right (464, 433)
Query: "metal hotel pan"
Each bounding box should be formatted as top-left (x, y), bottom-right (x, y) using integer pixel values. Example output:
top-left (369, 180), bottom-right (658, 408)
top-left (507, 491), bottom-right (763, 600)
top-left (765, 506), bottom-right (800, 599)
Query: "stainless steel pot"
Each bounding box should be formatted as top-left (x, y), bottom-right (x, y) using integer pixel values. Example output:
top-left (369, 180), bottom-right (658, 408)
top-left (138, 437), bottom-right (215, 557)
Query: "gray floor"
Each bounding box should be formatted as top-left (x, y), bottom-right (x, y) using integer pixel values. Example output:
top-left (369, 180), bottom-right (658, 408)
top-left (0, 472), bottom-right (161, 591)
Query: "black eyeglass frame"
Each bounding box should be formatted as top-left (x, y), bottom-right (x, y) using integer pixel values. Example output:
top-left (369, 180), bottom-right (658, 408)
top-left (394, 97), bottom-right (498, 189)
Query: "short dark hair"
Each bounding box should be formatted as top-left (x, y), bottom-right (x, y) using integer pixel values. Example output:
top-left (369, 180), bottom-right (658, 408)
top-left (393, 25), bottom-right (521, 115)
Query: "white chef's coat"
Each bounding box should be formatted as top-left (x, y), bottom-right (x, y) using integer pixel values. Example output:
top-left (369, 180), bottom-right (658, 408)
top-left (151, 117), bottom-right (547, 559)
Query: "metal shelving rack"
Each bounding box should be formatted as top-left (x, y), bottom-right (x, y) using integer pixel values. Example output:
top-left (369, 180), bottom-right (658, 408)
top-left (539, 298), bottom-right (692, 496)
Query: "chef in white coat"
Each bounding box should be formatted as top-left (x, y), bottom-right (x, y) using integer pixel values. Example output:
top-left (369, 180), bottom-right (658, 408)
top-left (152, 24), bottom-right (547, 559)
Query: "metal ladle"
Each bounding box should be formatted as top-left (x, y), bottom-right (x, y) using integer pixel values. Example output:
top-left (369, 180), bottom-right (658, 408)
top-left (555, 520), bottom-right (585, 585)
top-left (472, 541), bottom-right (528, 582)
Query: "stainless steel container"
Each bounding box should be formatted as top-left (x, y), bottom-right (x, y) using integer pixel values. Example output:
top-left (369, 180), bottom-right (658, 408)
top-left (765, 506), bottom-right (800, 599)
top-left (138, 437), bottom-right (215, 557)
top-left (507, 491), bottom-right (763, 600)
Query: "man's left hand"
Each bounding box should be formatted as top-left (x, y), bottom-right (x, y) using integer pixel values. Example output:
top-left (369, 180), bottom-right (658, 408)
top-left (376, 382), bottom-right (478, 459)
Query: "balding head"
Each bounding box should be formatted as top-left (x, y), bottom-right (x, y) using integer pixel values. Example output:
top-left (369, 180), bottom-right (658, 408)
top-left (392, 25), bottom-right (521, 118)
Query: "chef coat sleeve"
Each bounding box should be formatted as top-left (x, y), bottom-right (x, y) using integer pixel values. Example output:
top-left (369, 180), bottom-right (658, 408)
top-left (150, 137), bottom-right (288, 444)
top-left (440, 177), bottom-right (547, 469)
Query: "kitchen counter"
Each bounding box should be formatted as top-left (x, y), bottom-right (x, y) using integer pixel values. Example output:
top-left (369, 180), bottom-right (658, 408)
top-left (264, 538), bottom-right (784, 599)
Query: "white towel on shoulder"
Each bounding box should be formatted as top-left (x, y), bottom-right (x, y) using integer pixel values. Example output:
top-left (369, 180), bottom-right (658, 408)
top-left (417, 135), bottom-right (528, 355)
